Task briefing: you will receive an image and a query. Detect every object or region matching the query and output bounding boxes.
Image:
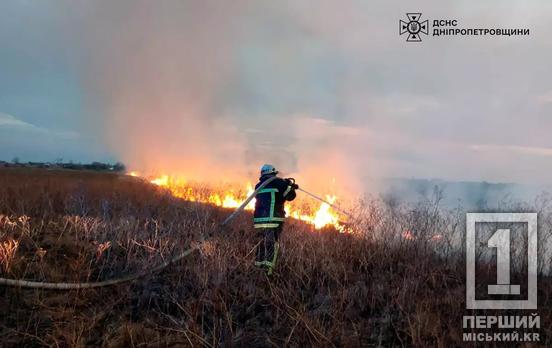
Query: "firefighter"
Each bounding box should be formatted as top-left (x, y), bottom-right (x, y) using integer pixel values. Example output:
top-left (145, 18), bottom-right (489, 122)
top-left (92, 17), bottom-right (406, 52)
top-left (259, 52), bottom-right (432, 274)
top-left (253, 164), bottom-right (298, 275)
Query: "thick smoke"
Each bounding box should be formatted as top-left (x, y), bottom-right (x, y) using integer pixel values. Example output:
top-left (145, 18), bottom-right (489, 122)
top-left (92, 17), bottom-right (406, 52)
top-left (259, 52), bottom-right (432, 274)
top-left (78, 1), bottom-right (257, 181)
top-left (66, 1), bottom-right (361, 192)
top-left (50, 0), bottom-right (369, 197)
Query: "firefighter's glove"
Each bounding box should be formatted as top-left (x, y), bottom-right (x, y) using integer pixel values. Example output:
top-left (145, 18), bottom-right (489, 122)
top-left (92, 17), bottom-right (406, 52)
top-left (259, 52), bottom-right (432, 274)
top-left (286, 178), bottom-right (299, 190)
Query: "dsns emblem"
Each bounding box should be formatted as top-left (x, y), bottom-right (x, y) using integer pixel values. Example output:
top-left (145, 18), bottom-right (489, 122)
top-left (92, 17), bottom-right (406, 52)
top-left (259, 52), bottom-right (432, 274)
top-left (399, 13), bottom-right (429, 42)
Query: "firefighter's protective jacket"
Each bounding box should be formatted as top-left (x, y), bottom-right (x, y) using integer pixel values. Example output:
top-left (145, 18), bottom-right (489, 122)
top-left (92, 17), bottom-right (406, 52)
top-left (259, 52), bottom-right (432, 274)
top-left (253, 175), bottom-right (296, 228)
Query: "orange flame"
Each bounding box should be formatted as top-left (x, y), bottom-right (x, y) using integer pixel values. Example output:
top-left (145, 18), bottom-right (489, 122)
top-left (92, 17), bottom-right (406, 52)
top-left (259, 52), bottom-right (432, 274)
top-left (133, 173), bottom-right (346, 231)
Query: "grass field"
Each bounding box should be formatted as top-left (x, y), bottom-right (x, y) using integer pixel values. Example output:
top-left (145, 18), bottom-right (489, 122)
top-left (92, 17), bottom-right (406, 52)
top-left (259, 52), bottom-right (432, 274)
top-left (0, 168), bottom-right (550, 347)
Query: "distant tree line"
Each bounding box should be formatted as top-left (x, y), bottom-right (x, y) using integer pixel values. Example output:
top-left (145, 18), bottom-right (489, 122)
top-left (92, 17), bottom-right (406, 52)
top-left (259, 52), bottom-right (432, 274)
top-left (0, 158), bottom-right (126, 172)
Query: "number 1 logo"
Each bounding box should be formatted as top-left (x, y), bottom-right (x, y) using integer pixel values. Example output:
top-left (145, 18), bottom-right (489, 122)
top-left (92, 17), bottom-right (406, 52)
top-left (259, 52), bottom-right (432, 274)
top-left (466, 213), bottom-right (537, 309)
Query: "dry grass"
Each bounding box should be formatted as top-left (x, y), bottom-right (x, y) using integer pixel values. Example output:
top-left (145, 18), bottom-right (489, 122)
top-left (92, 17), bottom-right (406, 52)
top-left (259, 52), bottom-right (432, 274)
top-left (0, 239), bottom-right (19, 273)
top-left (0, 168), bottom-right (550, 347)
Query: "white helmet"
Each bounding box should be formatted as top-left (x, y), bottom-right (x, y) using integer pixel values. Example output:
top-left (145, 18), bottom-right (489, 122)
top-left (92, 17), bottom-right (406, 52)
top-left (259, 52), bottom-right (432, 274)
top-left (260, 164), bottom-right (278, 176)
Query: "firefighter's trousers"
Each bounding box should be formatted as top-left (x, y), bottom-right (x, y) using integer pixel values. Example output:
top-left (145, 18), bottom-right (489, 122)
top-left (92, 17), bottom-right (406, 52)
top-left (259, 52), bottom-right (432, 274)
top-left (255, 225), bottom-right (283, 275)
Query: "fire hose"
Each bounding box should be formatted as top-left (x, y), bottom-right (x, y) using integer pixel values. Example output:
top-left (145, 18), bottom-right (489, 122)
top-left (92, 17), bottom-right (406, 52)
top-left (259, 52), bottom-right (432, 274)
top-left (0, 176), bottom-right (353, 290)
top-left (296, 188), bottom-right (354, 219)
